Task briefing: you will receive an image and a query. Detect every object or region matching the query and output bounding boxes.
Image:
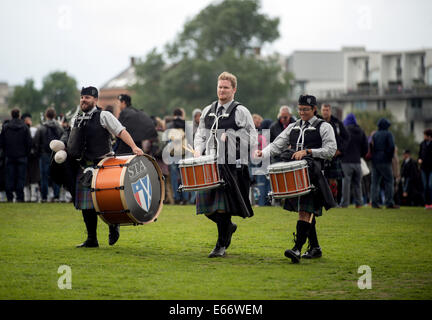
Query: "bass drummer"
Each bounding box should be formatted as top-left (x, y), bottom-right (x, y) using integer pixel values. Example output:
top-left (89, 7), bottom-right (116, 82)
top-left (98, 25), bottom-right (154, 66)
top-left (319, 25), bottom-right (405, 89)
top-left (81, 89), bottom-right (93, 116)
top-left (193, 72), bottom-right (257, 258)
top-left (255, 95), bottom-right (337, 263)
top-left (67, 86), bottom-right (144, 248)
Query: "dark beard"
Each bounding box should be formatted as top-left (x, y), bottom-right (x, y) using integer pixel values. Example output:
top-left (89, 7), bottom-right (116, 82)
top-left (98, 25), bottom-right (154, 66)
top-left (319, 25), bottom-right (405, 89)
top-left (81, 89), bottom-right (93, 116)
top-left (80, 101), bottom-right (94, 112)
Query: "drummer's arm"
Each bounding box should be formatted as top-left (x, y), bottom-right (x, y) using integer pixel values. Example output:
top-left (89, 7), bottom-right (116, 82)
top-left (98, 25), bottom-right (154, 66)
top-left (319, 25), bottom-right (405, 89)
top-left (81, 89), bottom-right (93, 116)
top-left (118, 129), bottom-right (144, 156)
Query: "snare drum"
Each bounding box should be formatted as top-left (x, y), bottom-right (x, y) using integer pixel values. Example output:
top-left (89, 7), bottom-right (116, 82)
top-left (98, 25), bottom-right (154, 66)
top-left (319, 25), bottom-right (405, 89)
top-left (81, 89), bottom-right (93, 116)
top-left (268, 160), bottom-right (312, 199)
top-left (178, 155), bottom-right (223, 191)
top-left (91, 155), bottom-right (164, 226)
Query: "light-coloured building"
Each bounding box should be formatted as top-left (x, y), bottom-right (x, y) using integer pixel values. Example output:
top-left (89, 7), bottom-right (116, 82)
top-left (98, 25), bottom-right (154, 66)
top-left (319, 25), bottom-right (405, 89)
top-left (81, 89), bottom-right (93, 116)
top-left (286, 47), bottom-right (432, 141)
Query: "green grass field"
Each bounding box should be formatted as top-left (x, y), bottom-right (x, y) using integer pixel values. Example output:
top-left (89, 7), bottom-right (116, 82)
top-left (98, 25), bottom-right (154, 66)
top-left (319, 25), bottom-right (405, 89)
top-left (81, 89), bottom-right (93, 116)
top-left (0, 203), bottom-right (431, 300)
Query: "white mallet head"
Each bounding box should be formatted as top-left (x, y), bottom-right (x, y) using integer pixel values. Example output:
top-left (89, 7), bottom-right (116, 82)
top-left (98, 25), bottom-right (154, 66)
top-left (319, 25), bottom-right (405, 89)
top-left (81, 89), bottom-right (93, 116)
top-left (50, 140), bottom-right (65, 152)
top-left (54, 150), bottom-right (67, 164)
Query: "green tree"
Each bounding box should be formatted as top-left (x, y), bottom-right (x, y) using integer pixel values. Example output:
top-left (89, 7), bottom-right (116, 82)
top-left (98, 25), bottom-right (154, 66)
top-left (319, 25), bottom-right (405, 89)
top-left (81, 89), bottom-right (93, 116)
top-left (41, 71), bottom-right (79, 115)
top-left (8, 79), bottom-right (43, 116)
top-left (133, 0), bottom-right (291, 119)
top-left (131, 49), bottom-right (169, 117)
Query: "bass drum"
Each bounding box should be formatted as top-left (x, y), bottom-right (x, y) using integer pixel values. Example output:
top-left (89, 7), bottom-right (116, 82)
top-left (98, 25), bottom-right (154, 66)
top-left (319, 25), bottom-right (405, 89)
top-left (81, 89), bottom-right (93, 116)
top-left (91, 155), bottom-right (165, 226)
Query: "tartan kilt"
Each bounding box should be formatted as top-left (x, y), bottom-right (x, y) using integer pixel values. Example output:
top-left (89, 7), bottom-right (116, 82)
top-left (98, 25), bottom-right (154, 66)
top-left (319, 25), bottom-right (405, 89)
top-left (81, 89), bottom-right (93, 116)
top-left (324, 157), bottom-right (344, 179)
top-left (283, 191), bottom-right (323, 217)
top-left (196, 187), bottom-right (228, 215)
top-left (74, 170), bottom-right (94, 210)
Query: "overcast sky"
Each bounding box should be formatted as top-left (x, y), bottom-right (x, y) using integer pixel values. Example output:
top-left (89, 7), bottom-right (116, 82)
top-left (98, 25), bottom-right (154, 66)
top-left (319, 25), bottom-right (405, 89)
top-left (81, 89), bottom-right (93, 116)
top-left (1, 0), bottom-right (431, 89)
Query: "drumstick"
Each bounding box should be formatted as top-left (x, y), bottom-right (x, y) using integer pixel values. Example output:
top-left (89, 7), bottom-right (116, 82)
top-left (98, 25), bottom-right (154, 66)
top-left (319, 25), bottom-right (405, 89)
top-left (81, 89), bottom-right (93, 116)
top-left (182, 145), bottom-right (195, 154)
top-left (309, 213), bottom-right (314, 224)
top-left (188, 144), bottom-right (195, 153)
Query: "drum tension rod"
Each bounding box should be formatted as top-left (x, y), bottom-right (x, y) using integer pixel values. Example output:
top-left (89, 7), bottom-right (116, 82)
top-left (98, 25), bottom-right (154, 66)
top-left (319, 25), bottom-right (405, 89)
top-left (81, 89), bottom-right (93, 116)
top-left (97, 209), bottom-right (130, 215)
top-left (94, 163), bottom-right (130, 169)
top-left (90, 186), bottom-right (125, 192)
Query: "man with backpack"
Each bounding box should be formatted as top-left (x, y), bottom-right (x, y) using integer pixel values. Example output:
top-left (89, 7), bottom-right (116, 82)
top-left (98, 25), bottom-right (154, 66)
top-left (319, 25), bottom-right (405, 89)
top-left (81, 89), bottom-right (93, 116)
top-left (34, 107), bottom-right (64, 202)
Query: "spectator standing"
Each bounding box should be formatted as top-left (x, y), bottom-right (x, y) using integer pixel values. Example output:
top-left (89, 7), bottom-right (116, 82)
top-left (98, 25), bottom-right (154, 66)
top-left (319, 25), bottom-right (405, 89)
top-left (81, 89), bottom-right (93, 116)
top-left (269, 106), bottom-right (295, 143)
top-left (370, 118), bottom-right (399, 209)
top-left (115, 94), bottom-right (158, 155)
top-left (21, 113), bottom-right (40, 202)
top-left (320, 104), bottom-right (350, 203)
top-left (418, 128), bottom-right (432, 209)
top-left (399, 150), bottom-right (424, 206)
top-left (0, 108), bottom-right (32, 202)
top-left (166, 108), bottom-right (188, 204)
top-left (340, 113), bottom-right (368, 208)
top-left (34, 107), bottom-right (64, 202)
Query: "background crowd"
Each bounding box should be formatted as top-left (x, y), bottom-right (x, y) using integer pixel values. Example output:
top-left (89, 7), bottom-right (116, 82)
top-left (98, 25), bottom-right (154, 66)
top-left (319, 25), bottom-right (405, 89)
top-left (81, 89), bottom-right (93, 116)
top-left (1, 95), bottom-right (431, 210)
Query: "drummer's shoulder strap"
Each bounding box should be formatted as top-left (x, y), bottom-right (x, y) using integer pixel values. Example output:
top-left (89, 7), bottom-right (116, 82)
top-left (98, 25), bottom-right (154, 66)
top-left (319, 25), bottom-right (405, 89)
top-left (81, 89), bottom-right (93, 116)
top-left (225, 101), bottom-right (241, 116)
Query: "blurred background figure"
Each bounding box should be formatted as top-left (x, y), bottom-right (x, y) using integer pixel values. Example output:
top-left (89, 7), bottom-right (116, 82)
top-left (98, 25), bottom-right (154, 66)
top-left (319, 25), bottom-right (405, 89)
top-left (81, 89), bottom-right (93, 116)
top-left (0, 108), bottom-right (32, 202)
top-left (418, 129), bottom-right (432, 209)
top-left (399, 149), bottom-right (423, 206)
top-left (21, 113), bottom-right (40, 202)
top-left (340, 113), bottom-right (368, 208)
top-left (269, 106), bottom-right (295, 143)
top-left (34, 107), bottom-right (64, 202)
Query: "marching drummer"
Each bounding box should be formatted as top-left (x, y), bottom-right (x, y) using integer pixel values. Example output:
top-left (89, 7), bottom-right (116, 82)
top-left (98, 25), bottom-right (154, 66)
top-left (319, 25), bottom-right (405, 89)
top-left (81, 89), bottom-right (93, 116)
top-left (255, 94), bottom-right (337, 263)
top-left (193, 71), bottom-right (257, 258)
top-left (66, 86), bottom-right (144, 248)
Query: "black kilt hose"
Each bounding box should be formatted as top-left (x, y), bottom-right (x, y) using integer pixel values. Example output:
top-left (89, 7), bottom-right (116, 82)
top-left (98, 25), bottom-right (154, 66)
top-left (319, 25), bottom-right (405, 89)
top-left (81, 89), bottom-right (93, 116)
top-left (196, 163), bottom-right (254, 218)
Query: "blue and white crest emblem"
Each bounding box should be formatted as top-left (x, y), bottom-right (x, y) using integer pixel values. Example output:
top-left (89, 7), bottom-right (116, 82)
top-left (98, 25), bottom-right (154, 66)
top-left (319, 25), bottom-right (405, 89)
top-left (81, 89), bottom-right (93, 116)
top-left (131, 175), bottom-right (152, 212)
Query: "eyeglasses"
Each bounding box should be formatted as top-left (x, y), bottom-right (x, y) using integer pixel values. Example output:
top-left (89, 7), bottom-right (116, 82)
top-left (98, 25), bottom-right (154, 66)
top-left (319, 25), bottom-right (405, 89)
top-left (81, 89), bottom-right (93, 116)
top-left (298, 108), bottom-right (313, 112)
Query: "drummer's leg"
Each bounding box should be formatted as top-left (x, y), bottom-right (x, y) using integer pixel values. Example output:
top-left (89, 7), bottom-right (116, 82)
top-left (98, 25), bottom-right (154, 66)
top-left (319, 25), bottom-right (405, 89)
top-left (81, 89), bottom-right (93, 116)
top-left (206, 211), bottom-right (236, 257)
top-left (284, 211), bottom-right (311, 263)
top-left (77, 209), bottom-right (99, 248)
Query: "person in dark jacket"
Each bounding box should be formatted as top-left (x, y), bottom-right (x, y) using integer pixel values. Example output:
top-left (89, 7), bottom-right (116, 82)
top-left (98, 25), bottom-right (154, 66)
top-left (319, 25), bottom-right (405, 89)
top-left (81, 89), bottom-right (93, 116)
top-left (370, 118), bottom-right (399, 209)
top-left (0, 108), bottom-right (32, 202)
top-left (399, 150), bottom-right (424, 206)
top-left (115, 94), bottom-right (158, 155)
top-left (418, 128), bottom-right (432, 209)
top-left (21, 113), bottom-right (40, 202)
top-left (34, 107), bottom-right (64, 202)
top-left (269, 106), bottom-right (295, 143)
top-left (320, 104), bottom-right (350, 203)
top-left (340, 113), bottom-right (368, 208)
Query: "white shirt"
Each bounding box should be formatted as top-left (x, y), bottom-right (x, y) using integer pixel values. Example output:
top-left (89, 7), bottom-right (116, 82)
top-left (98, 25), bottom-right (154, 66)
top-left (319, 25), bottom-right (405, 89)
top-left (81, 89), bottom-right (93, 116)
top-left (70, 106), bottom-right (125, 137)
top-left (194, 100), bottom-right (258, 165)
top-left (262, 116), bottom-right (337, 160)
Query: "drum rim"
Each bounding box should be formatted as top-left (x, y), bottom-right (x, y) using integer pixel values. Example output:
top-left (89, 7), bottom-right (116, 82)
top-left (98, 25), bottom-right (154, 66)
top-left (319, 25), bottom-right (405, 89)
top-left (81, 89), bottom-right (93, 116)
top-left (268, 160), bottom-right (308, 172)
top-left (178, 154), bottom-right (217, 166)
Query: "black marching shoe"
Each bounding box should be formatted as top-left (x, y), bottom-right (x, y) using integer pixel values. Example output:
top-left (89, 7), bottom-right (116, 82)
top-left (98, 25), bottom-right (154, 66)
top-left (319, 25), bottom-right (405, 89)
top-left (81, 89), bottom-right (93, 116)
top-left (76, 238), bottom-right (99, 248)
top-left (208, 245), bottom-right (226, 258)
top-left (225, 223), bottom-right (237, 249)
top-left (109, 224), bottom-right (120, 246)
top-left (301, 246), bottom-right (322, 259)
top-left (284, 247), bottom-right (301, 263)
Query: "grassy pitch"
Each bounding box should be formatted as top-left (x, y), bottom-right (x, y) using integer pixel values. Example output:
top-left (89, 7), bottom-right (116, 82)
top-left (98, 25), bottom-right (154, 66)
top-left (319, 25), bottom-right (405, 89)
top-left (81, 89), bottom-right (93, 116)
top-left (0, 203), bottom-right (431, 300)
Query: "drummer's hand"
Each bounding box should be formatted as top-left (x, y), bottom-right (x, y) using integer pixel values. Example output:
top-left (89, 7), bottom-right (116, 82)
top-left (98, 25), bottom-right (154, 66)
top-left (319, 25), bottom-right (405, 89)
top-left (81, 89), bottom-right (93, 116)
top-left (132, 146), bottom-right (144, 156)
top-left (292, 150), bottom-right (307, 160)
top-left (254, 150), bottom-right (263, 158)
top-left (194, 150), bottom-right (201, 158)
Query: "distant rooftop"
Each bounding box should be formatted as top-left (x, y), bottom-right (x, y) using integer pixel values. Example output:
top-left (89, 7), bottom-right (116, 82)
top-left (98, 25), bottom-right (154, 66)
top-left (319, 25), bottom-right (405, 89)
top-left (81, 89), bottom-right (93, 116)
top-left (101, 57), bottom-right (137, 89)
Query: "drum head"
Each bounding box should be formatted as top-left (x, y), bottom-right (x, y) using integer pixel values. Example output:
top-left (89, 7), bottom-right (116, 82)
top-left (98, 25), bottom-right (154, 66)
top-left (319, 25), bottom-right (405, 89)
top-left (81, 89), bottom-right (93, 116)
top-left (123, 155), bottom-right (164, 224)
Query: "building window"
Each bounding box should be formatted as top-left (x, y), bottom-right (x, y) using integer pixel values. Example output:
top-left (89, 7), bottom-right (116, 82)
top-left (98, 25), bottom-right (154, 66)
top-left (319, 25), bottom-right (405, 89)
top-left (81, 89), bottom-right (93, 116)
top-left (410, 121), bottom-right (414, 134)
top-left (427, 67), bottom-right (432, 85)
top-left (354, 101), bottom-right (367, 110)
top-left (411, 98), bottom-right (423, 109)
top-left (377, 100), bottom-right (386, 110)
